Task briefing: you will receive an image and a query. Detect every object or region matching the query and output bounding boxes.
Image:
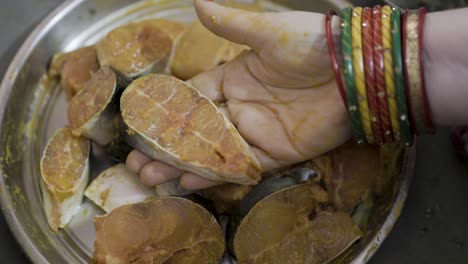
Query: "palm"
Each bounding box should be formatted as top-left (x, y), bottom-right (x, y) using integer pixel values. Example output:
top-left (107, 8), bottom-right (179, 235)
top-left (126, 0), bottom-right (351, 189)
top-left (190, 8), bottom-right (350, 170)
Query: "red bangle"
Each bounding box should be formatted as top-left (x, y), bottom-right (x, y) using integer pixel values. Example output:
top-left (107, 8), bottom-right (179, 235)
top-left (362, 7), bottom-right (384, 144)
top-left (372, 5), bottom-right (394, 143)
top-left (325, 11), bottom-right (347, 107)
top-left (417, 7), bottom-right (435, 133)
top-left (402, 10), bottom-right (415, 131)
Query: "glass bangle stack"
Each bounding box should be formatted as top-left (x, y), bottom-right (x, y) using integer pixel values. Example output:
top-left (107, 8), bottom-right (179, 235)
top-left (326, 5), bottom-right (435, 146)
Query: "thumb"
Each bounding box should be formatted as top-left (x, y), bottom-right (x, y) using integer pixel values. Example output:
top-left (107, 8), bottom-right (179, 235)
top-left (187, 63), bottom-right (226, 103)
top-left (194, 0), bottom-right (274, 50)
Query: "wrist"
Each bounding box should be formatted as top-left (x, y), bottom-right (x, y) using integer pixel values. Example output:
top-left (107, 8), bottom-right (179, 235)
top-left (423, 9), bottom-right (468, 126)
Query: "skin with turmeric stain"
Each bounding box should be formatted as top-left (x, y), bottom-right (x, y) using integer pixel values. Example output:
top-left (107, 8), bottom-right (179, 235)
top-left (194, 2), bottom-right (350, 163)
top-left (128, 0), bottom-right (350, 189)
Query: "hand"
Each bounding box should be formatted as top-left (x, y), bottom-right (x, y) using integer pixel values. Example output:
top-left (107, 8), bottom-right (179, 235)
top-left (126, 0), bottom-right (351, 190)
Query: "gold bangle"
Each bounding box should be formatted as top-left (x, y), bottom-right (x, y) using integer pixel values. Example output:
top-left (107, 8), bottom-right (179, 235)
top-left (404, 10), bottom-right (428, 135)
top-left (382, 6), bottom-right (400, 141)
top-left (352, 7), bottom-right (374, 143)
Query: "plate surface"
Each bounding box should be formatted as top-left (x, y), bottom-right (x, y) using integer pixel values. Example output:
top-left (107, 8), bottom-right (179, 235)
top-left (0, 0), bottom-right (415, 263)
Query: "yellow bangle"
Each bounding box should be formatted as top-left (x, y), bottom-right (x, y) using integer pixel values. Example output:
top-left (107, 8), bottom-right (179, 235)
top-left (382, 6), bottom-right (400, 141)
top-left (352, 7), bottom-right (374, 143)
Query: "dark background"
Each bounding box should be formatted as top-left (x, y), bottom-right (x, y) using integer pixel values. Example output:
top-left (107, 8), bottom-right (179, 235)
top-left (0, 0), bottom-right (467, 263)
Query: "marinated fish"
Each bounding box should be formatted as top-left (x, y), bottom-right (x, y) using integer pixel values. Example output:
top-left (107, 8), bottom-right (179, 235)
top-left (92, 197), bottom-right (225, 264)
top-left (202, 183), bottom-right (253, 214)
top-left (171, 20), bottom-right (248, 80)
top-left (96, 20), bottom-right (173, 78)
top-left (40, 127), bottom-right (90, 230)
top-left (233, 183), bottom-right (361, 264)
top-left (84, 164), bottom-right (155, 212)
top-left (311, 141), bottom-right (381, 212)
top-left (49, 46), bottom-right (99, 99)
top-left (120, 74), bottom-right (262, 185)
top-left (68, 66), bottom-right (127, 146)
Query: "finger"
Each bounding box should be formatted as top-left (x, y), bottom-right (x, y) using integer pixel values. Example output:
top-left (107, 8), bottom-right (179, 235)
top-left (139, 160), bottom-right (184, 186)
top-left (188, 64), bottom-right (226, 103)
top-left (194, 0), bottom-right (273, 50)
top-left (126, 149), bottom-right (153, 174)
top-left (251, 146), bottom-right (285, 172)
top-left (179, 172), bottom-right (222, 190)
top-left (188, 65), bottom-right (232, 121)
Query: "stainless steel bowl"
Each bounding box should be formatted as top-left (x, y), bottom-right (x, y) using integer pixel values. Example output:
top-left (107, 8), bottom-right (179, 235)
top-left (0, 0), bottom-right (415, 263)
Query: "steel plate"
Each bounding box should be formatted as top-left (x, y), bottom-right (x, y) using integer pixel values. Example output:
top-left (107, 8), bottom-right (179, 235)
top-left (0, 0), bottom-right (415, 263)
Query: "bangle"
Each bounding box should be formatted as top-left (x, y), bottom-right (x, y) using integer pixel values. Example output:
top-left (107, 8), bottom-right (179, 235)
top-left (373, 5), bottom-right (394, 143)
top-left (352, 7), bottom-right (374, 143)
top-left (362, 7), bottom-right (384, 144)
top-left (392, 8), bottom-right (413, 146)
top-left (417, 7), bottom-right (435, 133)
top-left (341, 7), bottom-right (366, 144)
top-left (325, 11), bottom-right (348, 107)
top-left (402, 10), bottom-right (414, 130)
top-left (334, 5), bottom-right (424, 145)
top-left (382, 6), bottom-right (401, 143)
top-left (403, 9), bottom-right (428, 135)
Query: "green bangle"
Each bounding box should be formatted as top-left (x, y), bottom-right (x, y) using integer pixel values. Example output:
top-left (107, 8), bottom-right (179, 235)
top-left (341, 7), bottom-right (365, 144)
top-left (391, 8), bottom-right (413, 146)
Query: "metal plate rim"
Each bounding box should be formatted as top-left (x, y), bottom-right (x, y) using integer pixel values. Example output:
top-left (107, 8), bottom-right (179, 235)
top-left (0, 1), bottom-right (83, 263)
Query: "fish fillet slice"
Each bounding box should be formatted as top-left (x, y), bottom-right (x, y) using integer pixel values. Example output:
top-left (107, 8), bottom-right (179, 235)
top-left (120, 74), bottom-right (261, 185)
top-left (40, 127), bottom-right (90, 230)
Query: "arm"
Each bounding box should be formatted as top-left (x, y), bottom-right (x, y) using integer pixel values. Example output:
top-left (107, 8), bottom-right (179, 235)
top-left (126, 3), bottom-right (468, 190)
top-left (424, 8), bottom-right (468, 126)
